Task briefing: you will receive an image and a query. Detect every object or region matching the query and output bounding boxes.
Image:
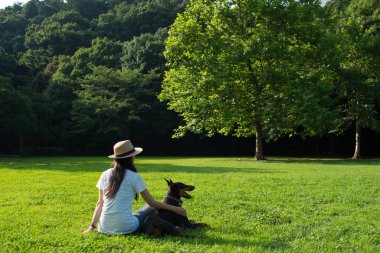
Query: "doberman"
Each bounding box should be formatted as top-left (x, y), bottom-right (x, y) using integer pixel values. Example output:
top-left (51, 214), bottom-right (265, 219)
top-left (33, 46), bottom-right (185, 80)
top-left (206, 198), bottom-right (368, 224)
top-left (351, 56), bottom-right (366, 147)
top-left (142, 179), bottom-right (208, 237)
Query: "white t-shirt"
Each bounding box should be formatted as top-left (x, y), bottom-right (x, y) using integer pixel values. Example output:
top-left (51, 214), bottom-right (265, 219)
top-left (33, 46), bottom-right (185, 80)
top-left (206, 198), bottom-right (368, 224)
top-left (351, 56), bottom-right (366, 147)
top-left (96, 168), bottom-right (147, 235)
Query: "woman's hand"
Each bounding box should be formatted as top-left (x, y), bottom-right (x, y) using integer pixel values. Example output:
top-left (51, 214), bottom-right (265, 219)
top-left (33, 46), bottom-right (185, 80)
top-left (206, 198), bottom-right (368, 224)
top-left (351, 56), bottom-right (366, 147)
top-left (82, 226), bottom-right (95, 235)
top-left (175, 206), bottom-right (187, 217)
top-left (140, 189), bottom-right (187, 216)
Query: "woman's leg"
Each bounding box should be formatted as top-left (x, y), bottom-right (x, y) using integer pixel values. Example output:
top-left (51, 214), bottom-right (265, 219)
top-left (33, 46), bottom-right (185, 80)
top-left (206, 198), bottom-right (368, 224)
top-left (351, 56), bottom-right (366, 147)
top-left (133, 204), bottom-right (155, 232)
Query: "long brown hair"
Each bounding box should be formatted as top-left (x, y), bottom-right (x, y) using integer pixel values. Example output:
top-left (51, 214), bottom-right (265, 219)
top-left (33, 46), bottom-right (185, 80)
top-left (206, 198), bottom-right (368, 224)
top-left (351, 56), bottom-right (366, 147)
top-left (105, 157), bottom-right (138, 200)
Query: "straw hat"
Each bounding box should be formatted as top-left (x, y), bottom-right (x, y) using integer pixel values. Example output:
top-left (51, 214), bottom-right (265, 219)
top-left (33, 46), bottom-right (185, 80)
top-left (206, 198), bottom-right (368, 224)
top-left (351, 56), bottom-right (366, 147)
top-left (108, 140), bottom-right (143, 159)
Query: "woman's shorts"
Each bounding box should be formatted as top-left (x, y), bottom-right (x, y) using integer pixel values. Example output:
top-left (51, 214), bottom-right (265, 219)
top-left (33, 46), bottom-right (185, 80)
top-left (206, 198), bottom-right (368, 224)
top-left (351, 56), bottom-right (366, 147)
top-left (133, 204), bottom-right (155, 233)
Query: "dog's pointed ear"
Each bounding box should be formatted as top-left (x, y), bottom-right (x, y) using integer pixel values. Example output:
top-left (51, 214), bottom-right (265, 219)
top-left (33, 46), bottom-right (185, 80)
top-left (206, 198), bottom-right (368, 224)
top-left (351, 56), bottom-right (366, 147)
top-left (165, 178), bottom-right (174, 187)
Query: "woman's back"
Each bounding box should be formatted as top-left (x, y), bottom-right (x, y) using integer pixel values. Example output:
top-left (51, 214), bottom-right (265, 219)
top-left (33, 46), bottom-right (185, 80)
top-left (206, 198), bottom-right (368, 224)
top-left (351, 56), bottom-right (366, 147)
top-left (97, 169), bottom-right (146, 234)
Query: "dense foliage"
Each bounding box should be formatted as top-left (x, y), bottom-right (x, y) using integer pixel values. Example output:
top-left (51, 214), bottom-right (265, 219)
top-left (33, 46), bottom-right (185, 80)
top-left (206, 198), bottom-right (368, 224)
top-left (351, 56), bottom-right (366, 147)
top-left (0, 0), bottom-right (379, 158)
top-left (161, 0), bottom-right (339, 159)
top-left (0, 0), bottom-right (187, 155)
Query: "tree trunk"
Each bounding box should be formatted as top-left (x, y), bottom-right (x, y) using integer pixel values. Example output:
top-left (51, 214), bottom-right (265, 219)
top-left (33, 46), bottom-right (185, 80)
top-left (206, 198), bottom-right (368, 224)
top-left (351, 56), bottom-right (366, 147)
top-left (352, 121), bottom-right (361, 160)
top-left (254, 121), bottom-right (265, 160)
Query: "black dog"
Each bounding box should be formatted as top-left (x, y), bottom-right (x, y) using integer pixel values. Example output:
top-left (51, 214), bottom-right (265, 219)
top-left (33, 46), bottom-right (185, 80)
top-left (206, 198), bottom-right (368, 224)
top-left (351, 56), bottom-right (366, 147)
top-left (143, 179), bottom-right (208, 237)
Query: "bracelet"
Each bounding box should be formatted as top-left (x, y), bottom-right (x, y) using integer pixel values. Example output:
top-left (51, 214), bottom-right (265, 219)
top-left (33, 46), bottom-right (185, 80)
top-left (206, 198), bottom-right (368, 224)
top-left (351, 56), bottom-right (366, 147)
top-left (90, 223), bottom-right (96, 229)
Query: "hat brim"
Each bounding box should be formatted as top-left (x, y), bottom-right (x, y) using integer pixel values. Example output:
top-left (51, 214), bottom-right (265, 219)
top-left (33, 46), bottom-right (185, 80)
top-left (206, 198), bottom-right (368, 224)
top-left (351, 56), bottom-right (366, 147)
top-left (108, 147), bottom-right (143, 159)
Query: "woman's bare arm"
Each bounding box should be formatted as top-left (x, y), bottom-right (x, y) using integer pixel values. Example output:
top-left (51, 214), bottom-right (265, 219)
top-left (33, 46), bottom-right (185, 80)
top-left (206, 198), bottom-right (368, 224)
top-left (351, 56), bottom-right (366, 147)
top-left (83, 190), bottom-right (104, 235)
top-left (140, 189), bottom-right (187, 216)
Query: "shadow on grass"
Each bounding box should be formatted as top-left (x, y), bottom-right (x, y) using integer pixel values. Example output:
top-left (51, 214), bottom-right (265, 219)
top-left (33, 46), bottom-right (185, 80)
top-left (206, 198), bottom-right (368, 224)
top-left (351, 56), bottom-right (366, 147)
top-left (0, 161), bottom-right (273, 174)
top-left (139, 164), bottom-right (273, 174)
top-left (1, 156), bottom-right (378, 172)
top-left (0, 156), bottom-right (129, 171)
top-left (151, 235), bottom-right (288, 251)
top-left (96, 228), bottom-right (289, 251)
top-left (116, 229), bottom-right (289, 251)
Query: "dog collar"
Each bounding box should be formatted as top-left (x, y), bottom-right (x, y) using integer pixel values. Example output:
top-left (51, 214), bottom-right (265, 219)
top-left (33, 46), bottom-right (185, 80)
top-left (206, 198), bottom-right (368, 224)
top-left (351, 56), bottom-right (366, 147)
top-left (165, 195), bottom-right (183, 206)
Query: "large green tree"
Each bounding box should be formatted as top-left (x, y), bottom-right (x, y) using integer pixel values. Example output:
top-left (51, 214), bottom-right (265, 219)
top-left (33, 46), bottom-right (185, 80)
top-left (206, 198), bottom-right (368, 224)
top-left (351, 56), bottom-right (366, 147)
top-left (327, 0), bottom-right (380, 159)
top-left (161, 0), bottom-right (338, 159)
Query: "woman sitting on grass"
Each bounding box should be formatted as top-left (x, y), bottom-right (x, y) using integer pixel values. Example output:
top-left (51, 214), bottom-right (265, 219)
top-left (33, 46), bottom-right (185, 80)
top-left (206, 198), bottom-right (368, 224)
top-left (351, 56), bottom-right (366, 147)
top-left (83, 140), bottom-right (187, 235)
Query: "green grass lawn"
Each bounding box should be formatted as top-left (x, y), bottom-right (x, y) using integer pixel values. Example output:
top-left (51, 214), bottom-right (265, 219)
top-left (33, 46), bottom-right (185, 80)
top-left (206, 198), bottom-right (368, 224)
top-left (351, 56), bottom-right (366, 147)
top-left (0, 156), bottom-right (379, 252)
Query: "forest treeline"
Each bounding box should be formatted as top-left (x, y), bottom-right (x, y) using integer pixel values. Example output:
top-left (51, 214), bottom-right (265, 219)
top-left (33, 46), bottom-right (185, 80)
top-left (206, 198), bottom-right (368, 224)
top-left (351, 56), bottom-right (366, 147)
top-left (0, 0), bottom-right (379, 158)
top-left (1, 0), bottom-right (188, 155)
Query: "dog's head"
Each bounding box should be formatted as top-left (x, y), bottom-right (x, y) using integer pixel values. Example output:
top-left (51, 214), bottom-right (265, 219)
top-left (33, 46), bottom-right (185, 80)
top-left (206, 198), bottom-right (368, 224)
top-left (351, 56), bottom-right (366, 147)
top-left (165, 179), bottom-right (195, 199)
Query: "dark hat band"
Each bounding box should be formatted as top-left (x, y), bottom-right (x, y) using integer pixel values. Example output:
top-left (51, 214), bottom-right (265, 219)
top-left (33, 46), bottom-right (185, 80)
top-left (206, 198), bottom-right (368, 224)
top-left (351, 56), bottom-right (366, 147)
top-left (115, 148), bottom-right (136, 157)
